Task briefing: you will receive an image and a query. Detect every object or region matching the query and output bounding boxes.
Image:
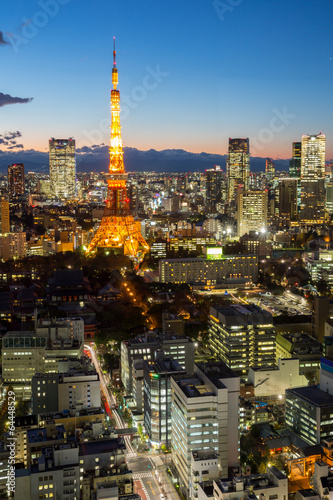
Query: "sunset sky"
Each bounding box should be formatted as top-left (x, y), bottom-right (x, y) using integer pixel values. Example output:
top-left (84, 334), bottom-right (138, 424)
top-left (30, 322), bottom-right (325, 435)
top-left (1, 0), bottom-right (333, 159)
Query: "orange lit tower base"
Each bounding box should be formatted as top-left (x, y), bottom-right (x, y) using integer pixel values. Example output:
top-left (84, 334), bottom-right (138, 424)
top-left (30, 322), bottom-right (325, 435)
top-left (87, 40), bottom-right (149, 259)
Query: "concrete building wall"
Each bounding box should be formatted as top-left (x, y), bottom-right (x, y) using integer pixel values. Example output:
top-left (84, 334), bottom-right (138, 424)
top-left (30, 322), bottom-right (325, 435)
top-left (248, 358), bottom-right (308, 398)
top-left (58, 374), bottom-right (100, 411)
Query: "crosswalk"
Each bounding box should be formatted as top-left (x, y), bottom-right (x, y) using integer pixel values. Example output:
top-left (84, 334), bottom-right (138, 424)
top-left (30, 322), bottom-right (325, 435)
top-left (133, 472), bottom-right (154, 479)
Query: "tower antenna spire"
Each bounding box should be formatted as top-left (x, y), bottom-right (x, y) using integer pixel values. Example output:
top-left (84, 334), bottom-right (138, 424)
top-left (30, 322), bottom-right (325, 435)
top-left (112, 36), bottom-right (118, 90)
top-left (113, 36), bottom-right (116, 67)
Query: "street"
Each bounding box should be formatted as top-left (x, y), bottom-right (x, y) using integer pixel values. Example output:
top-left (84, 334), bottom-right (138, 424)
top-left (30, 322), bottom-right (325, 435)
top-left (85, 343), bottom-right (179, 500)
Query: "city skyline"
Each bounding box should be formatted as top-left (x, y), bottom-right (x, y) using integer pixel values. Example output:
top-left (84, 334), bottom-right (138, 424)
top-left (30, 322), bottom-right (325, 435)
top-left (2, 0), bottom-right (333, 159)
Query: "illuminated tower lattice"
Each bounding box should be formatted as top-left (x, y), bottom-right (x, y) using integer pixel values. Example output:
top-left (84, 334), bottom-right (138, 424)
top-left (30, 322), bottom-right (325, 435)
top-left (87, 40), bottom-right (149, 258)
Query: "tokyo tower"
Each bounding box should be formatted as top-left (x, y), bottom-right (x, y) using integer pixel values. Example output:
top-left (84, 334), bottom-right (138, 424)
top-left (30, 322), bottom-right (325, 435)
top-left (87, 39), bottom-right (149, 258)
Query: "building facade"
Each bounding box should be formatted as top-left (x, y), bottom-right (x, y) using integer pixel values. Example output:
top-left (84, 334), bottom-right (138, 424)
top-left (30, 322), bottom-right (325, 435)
top-left (143, 357), bottom-right (184, 448)
top-left (205, 165), bottom-right (224, 211)
top-left (159, 255), bottom-right (258, 285)
top-left (208, 304), bottom-right (276, 375)
top-left (121, 333), bottom-right (195, 395)
top-left (237, 189), bottom-right (267, 236)
top-left (0, 198), bottom-right (10, 234)
top-left (171, 362), bottom-right (240, 499)
top-left (8, 163), bottom-right (25, 199)
top-left (300, 133), bottom-right (326, 224)
top-left (278, 177), bottom-right (298, 226)
top-left (49, 138), bottom-right (76, 200)
top-left (227, 138), bottom-right (250, 202)
top-left (0, 232), bottom-right (26, 261)
top-left (248, 358), bottom-right (307, 399)
top-left (2, 332), bottom-right (46, 393)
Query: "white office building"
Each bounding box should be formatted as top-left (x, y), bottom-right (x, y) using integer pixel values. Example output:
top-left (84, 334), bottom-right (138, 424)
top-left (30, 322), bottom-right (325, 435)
top-left (171, 362), bottom-right (240, 499)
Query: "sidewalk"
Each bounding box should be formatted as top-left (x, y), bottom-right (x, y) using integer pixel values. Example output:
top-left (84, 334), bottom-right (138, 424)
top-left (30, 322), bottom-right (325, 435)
top-left (152, 456), bottom-right (179, 500)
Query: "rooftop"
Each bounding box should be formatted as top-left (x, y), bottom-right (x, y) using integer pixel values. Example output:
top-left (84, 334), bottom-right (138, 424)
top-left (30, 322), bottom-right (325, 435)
top-left (211, 304), bottom-right (273, 327)
top-left (286, 386), bottom-right (333, 407)
top-left (79, 437), bottom-right (126, 456)
top-left (196, 361), bottom-right (239, 384)
top-left (174, 376), bottom-right (215, 399)
top-left (27, 425), bottom-right (66, 444)
top-left (146, 357), bottom-right (184, 375)
top-left (192, 449), bottom-right (218, 461)
top-left (297, 489), bottom-right (318, 498)
top-left (3, 331), bottom-right (45, 338)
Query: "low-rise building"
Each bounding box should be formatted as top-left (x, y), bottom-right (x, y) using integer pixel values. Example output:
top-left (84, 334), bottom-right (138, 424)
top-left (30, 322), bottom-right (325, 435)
top-left (191, 449), bottom-right (219, 500)
top-left (276, 332), bottom-right (322, 381)
top-left (305, 250), bottom-right (333, 290)
top-left (248, 358), bottom-right (308, 399)
top-left (0, 232), bottom-right (26, 260)
top-left (311, 461), bottom-right (333, 500)
top-left (198, 467), bottom-right (288, 500)
top-left (32, 371), bottom-right (100, 414)
top-left (159, 255), bottom-right (258, 285)
top-left (2, 331), bottom-right (47, 398)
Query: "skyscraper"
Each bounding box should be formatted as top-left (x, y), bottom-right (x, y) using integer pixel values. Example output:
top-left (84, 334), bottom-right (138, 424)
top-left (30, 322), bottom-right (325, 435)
top-left (265, 158), bottom-right (275, 183)
top-left (8, 163), bottom-right (25, 199)
top-left (49, 138), bottom-right (76, 199)
top-left (278, 178), bottom-right (298, 226)
top-left (237, 189), bottom-right (267, 236)
top-left (300, 133), bottom-right (326, 224)
top-left (326, 182), bottom-right (333, 215)
top-left (0, 198), bottom-right (10, 234)
top-left (289, 142), bottom-right (302, 178)
top-left (289, 141), bottom-right (302, 209)
top-left (205, 165), bottom-right (223, 211)
top-left (227, 138), bottom-right (250, 202)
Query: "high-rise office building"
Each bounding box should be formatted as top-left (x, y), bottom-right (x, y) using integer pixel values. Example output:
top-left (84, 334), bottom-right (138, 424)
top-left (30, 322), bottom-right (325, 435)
top-left (237, 189), bottom-right (267, 236)
top-left (265, 158), bottom-right (275, 183)
top-left (326, 182), bottom-right (333, 214)
top-left (289, 142), bottom-right (302, 178)
top-left (227, 138), bottom-right (250, 201)
top-left (0, 198), bottom-right (10, 234)
top-left (300, 133), bottom-right (326, 223)
top-left (289, 141), bottom-right (302, 209)
top-left (285, 358), bottom-right (333, 445)
top-left (205, 165), bottom-right (223, 211)
top-left (143, 356), bottom-right (184, 448)
top-left (121, 334), bottom-right (195, 395)
top-left (208, 304), bottom-right (276, 375)
top-left (8, 163), bottom-right (25, 199)
top-left (171, 362), bottom-right (240, 499)
top-left (49, 138), bottom-right (76, 199)
top-left (278, 178), bottom-right (298, 226)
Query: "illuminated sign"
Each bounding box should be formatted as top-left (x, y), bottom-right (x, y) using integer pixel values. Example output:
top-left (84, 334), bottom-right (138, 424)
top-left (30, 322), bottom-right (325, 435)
top-left (206, 247), bottom-right (223, 260)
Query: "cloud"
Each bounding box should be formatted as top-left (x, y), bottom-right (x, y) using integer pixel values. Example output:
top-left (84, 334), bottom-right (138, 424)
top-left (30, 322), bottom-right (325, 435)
top-left (0, 93), bottom-right (33, 107)
top-left (0, 131), bottom-right (23, 149)
top-left (0, 31), bottom-right (9, 45)
top-left (76, 145), bottom-right (109, 154)
top-left (4, 131), bottom-right (21, 141)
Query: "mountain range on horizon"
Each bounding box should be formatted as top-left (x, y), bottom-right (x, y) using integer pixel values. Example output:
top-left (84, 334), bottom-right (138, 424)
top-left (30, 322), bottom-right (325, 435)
top-left (0, 145), bottom-right (294, 174)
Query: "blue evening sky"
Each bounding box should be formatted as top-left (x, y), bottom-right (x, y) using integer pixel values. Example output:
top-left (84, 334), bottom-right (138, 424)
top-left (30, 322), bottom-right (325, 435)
top-left (1, 0), bottom-right (333, 158)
